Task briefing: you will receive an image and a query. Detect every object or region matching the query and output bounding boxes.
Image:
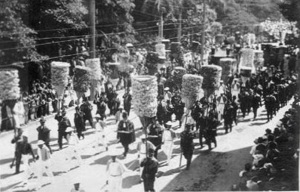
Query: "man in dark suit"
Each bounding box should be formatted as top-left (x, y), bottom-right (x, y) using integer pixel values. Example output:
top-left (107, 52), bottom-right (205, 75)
top-left (80, 98), bottom-right (94, 128)
top-left (117, 112), bottom-right (135, 157)
top-left (141, 148), bottom-right (159, 192)
top-left (180, 124), bottom-right (196, 170)
top-left (36, 116), bottom-right (52, 153)
top-left (55, 109), bottom-right (71, 150)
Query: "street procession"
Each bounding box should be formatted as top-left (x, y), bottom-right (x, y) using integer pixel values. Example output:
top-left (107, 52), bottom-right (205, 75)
top-left (0, 0), bottom-right (299, 191)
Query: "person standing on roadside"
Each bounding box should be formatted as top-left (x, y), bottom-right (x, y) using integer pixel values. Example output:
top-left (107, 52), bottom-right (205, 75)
top-left (36, 116), bottom-right (52, 153)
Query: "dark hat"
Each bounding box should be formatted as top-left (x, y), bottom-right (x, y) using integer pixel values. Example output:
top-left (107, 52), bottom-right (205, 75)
top-left (40, 116), bottom-right (46, 123)
top-left (148, 148), bottom-right (155, 154)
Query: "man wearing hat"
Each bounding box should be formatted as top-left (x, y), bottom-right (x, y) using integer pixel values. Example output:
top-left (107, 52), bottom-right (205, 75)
top-left (36, 140), bottom-right (53, 190)
top-left (123, 88), bottom-right (132, 116)
top-left (161, 121), bottom-right (176, 165)
top-left (117, 112), bottom-right (135, 157)
top-left (180, 124), bottom-right (196, 170)
top-left (231, 78), bottom-right (240, 99)
top-left (106, 149), bottom-right (128, 192)
top-left (65, 127), bottom-right (82, 171)
top-left (55, 109), bottom-right (71, 150)
top-left (136, 134), bottom-right (156, 181)
top-left (80, 98), bottom-right (94, 128)
top-left (147, 118), bottom-right (163, 159)
top-left (19, 133), bottom-right (36, 186)
top-left (164, 87), bottom-right (172, 102)
top-left (36, 116), bottom-right (52, 153)
top-left (141, 148), bottom-right (159, 192)
top-left (74, 106), bottom-right (85, 140)
top-left (94, 114), bottom-right (108, 152)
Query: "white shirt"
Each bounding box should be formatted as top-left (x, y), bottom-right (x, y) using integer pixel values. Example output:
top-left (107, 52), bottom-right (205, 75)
top-left (106, 160), bottom-right (126, 176)
top-left (163, 130), bottom-right (172, 141)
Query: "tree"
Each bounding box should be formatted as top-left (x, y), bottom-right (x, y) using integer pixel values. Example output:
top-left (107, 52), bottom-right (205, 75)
top-left (0, 0), bottom-right (40, 65)
top-left (27, 0), bottom-right (88, 58)
top-left (95, 0), bottom-right (136, 58)
top-left (0, 0), bottom-right (89, 66)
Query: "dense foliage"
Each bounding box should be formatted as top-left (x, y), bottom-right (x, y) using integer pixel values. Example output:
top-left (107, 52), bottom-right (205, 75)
top-left (0, 0), bottom-right (290, 66)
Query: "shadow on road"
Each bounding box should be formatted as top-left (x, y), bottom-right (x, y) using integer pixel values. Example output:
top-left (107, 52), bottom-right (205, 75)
top-left (0, 181), bottom-right (22, 191)
top-left (0, 157), bottom-right (13, 165)
top-left (160, 146), bottom-right (253, 191)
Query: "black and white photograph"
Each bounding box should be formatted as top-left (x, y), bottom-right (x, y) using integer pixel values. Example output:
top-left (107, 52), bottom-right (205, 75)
top-left (0, 0), bottom-right (299, 191)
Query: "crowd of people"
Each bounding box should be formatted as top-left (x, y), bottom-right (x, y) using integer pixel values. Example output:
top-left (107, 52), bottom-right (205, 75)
top-left (6, 38), bottom-right (300, 191)
top-left (234, 94), bottom-right (299, 191)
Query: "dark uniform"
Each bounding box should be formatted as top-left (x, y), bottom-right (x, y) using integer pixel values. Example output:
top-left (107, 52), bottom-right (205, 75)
top-left (141, 148), bottom-right (158, 192)
top-left (80, 100), bottom-right (94, 128)
top-left (36, 125), bottom-right (52, 153)
top-left (14, 138), bottom-right (35, 174)
top-left (252, 93), bottom-right (261, 120)
top-left (117, 113), bottom-right (135, 157)
top-left (265, 94), bottom-right (276, 122)
top-left (74, 107), bottom-right (85, 139)
top-left (205, 117), bottom-right (218, 150)
top-left (180, 125), bottom-right (196, 170)
top-left (223, 102), bottom-right (233, 133)
top-left (94, 99), bottom-right (106, 120)
top-left (147, 121), bottom-right (163, 159)
top-left (156, 101), bottom-right (165, 125)
top-left (55, 111), bottom-right (71, 150)
top-left (123, 92), bottom-right (132, 116)
top-left (164, 101), bottom-right (174, 123)
top-left (174, 101), bottom-right (185, 127)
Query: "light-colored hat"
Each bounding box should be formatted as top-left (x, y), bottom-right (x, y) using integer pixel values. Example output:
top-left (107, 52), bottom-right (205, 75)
top-left (95, 114), bottom-right (101, 119)
top-left (65, 127), bottom-right (74, 133)
top-left (164, 87), bottom-right (170, 91)
top-left (140, 135), bottom-right (147, 139)
top-left (37, 140), bottom-right (45, 145)
top-left (126, 43), bottom-right (134, 48)
top-left (22, 131), bottom-right (29, 138)
top-left (166, 121), bottom-right (172, 126)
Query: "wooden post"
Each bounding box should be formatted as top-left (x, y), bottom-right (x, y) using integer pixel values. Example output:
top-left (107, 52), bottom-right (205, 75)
top-left (200, 0), bottom-right (206, 67)
top-left (89, 0), bottom-right (96, 58)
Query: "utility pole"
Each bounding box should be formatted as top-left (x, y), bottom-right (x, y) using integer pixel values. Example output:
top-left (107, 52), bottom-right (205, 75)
top-left (159, 11), bottom-right (164, 42)
top-left (89, 0), bottom-right (96, 58)
top-left (177, 8), bottom-right (182, 42)
top-left (200, 0), bottom-right (206, 67)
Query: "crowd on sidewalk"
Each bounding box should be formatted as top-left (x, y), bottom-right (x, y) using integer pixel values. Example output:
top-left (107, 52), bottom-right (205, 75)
top-left (235, 94), bottom-right (299, 191)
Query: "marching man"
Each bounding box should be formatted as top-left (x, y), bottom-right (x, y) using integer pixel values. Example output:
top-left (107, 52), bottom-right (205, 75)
top-left (65, 127), bottom-right (82, 171)
top-left (136, 135), bottom-right (155, 182)
top-left (140, 148), bottom-right (159, 192)
top-left (93, 114), bottom-right (108, 153)
top-left (161, 121), bottom-right (176, 166)
top-left (106, 149), bottom-right (129, 192)
top-left (36, 140), bottom-right (54, 190)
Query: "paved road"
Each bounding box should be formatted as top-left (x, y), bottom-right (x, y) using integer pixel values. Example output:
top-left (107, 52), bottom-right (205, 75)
top-left (0, 91), bottom-right (293, 192)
